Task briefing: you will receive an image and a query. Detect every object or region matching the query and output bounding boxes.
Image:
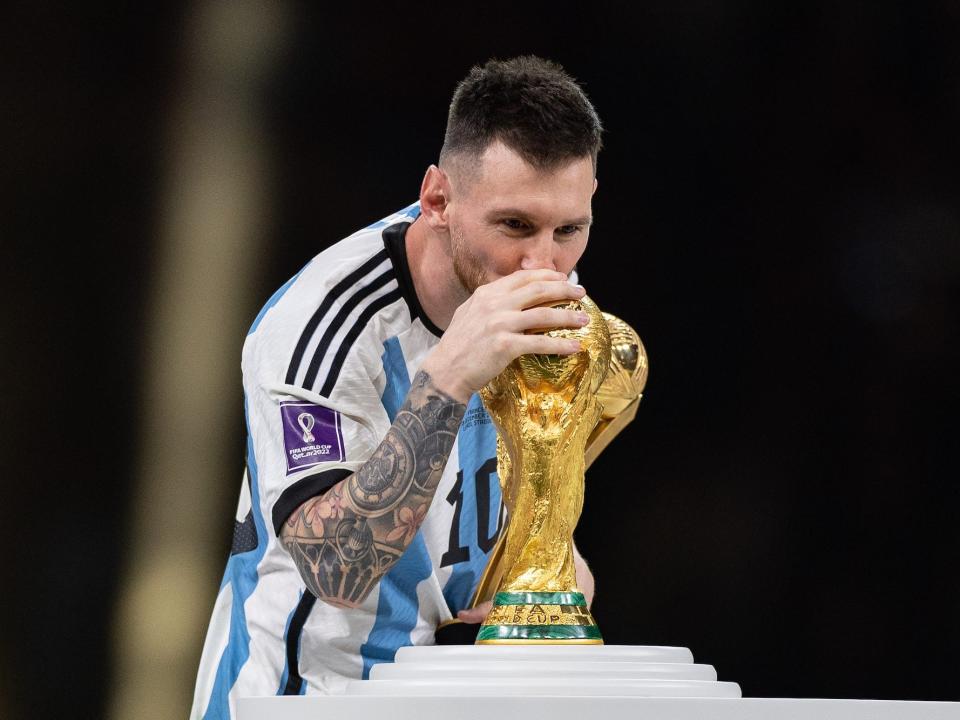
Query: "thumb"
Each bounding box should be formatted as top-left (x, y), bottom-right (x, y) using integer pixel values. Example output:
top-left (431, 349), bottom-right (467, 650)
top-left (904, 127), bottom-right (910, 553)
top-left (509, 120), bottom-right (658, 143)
top-left (456, 601), bottom-right (493, 624)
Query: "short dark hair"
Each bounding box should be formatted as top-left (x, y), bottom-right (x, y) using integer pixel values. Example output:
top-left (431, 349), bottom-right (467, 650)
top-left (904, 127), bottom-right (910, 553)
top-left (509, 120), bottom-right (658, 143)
top-left (439, 56), bottom-right (603, 176)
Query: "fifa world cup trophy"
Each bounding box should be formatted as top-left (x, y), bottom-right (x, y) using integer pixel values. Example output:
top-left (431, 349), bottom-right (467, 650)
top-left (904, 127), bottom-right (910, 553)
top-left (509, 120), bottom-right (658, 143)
top-left (475, 295), bottom-right (647, 643)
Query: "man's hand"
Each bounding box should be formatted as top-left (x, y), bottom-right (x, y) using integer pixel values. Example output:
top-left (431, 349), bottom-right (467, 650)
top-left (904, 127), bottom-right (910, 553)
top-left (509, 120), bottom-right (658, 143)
top-left (422, 270), bottom-right (589, 403)
top-left (454, 545), bottom-right (594, 625)
top-left (456, 601), bottom-right (493, 624)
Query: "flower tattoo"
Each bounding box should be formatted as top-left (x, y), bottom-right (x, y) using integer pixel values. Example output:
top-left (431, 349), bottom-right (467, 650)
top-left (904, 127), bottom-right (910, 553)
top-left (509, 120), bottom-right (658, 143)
top-left (317, 486), bottom-right (345, 520)
top-left (385, 503), bottom-right (428, 545)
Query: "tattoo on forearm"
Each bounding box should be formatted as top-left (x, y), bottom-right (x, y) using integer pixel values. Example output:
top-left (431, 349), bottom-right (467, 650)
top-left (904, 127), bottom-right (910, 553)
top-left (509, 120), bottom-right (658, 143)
top-left (282, 370), bottom-right (466, 606)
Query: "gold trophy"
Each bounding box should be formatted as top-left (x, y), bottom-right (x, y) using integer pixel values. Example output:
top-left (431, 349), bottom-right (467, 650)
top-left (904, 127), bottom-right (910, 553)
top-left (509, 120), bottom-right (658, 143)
top-left (474, 296), bottom-right (648, 643)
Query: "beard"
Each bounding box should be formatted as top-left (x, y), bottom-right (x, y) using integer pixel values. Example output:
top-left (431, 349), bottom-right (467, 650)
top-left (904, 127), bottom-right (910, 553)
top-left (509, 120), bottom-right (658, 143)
top-left (450, 223), bottom-right (488, 295)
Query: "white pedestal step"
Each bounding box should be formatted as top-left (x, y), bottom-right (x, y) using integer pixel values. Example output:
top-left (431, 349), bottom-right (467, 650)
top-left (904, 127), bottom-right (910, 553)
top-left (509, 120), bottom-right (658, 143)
top-left (237, 645), bottom-right (960, 720)
top-left (351, 644), bottom-right (740, 698)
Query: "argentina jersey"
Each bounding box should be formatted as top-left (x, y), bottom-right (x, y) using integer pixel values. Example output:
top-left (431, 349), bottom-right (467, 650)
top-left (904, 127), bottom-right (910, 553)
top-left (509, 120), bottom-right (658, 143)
top-left (191, 203), bottom-right (505, 719)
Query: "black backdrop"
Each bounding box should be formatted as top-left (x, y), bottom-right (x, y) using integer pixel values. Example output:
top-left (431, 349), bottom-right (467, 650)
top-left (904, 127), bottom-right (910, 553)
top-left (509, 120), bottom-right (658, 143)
top-left (4, 2), bottom-right (959, 717)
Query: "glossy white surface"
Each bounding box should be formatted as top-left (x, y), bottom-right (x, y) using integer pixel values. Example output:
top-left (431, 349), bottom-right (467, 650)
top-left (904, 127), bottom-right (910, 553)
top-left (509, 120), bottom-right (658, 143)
top-left (370, 660), bottom-right (717, 680)
top-left (239, 696), bottom-right (960, 720)
top-left (236, 646), bottom-right (960, 719)
top-left (347, 677), bottom-right (743, 697)
top-left (394, 644), bottom-right (695, 664)
top-left (355, 644), bottom-right (737, 698)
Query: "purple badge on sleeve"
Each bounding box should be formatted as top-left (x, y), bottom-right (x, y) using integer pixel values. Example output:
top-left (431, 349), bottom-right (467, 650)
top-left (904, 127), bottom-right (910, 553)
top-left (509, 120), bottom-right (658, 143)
top-left (280, 402), bottom-right (345, 474)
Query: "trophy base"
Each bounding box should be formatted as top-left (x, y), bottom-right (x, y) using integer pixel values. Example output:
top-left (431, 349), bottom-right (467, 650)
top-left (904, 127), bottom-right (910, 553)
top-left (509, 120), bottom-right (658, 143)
top-left (476, 591), bottom-right (603, 645)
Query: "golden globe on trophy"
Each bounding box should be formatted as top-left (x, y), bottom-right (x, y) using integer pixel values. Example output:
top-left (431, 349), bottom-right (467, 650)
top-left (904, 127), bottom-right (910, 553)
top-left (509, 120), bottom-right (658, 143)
top-left (473, 296), bottom-right (648, 643)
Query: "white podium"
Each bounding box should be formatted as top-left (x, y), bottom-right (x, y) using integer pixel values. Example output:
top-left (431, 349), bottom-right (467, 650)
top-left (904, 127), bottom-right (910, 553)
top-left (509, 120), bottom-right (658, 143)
top-left (237, 645), bottom-right (960, 719)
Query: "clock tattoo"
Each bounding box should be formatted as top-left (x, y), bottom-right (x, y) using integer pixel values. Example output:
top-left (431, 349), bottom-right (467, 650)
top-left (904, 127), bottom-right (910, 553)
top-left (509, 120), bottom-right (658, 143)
top-left (348, 432), bottom-right (414, 515)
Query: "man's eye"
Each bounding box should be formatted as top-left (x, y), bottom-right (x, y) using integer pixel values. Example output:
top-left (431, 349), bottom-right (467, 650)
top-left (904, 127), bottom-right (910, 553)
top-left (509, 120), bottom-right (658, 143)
top-left (556, 225), bottom-right (582, 236)
top-left (502, 218), bottom-right (528, 231)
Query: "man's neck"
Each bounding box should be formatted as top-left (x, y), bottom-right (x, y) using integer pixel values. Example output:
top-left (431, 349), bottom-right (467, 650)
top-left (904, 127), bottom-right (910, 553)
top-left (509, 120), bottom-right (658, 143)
top-left (404, 216), bottom-right (467, 332)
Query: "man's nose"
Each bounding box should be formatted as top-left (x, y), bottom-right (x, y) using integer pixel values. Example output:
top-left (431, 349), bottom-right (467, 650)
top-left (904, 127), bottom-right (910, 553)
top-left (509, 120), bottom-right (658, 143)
top-left (518, 232), bottom-right (557, 271)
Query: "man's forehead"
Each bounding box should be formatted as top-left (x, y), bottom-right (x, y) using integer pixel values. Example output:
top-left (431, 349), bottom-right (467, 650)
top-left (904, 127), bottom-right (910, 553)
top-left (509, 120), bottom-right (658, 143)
top-left (473, 140), bottom-right (591, 183)
top-left (484, 205), bottom-right (594, 226)
top-left (447, 140), bottom-right (591, 185)
top-left (453, 142), bottom-right (595, 215)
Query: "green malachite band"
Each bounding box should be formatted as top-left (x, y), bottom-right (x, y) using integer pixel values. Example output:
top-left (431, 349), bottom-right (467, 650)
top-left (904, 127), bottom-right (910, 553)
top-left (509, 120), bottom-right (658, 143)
top-left (476, 624), bottom-right (602, 641)
top-left (493, 591), bottom-right (586, 606)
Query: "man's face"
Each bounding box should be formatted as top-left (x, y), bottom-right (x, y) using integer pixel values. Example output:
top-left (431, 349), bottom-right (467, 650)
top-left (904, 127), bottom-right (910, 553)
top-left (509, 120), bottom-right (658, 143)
top-left (445, 141), bottom-right (596, 293)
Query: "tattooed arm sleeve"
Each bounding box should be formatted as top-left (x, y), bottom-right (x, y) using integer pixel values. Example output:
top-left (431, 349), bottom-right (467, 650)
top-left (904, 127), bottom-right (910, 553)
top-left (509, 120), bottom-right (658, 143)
top-left (280, 370), bottom-right (467, 608)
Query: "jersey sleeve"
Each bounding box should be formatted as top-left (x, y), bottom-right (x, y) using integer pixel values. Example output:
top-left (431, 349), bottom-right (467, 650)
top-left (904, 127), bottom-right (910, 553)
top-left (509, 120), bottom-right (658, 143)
top-left (244, 341), bottom-right (389, 537)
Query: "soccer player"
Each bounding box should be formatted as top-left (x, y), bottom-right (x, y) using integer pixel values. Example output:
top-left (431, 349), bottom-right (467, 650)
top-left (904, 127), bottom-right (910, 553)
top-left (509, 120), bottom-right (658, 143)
top-left (192, 55), bottom-right (603, 718)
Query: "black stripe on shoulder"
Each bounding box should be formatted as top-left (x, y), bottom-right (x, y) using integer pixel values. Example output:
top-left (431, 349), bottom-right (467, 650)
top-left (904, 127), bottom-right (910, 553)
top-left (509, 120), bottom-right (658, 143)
top-left (383, 221), bottom-right (443, 337)
top-left (319, 287), bottom-right (403, 397)
top-left (285, 248), bottom-right (389, 385)
top-left (301, 268), bottom-right (396, 390)
top-left (272, 467), bottom-right (353, 535)
top-left (283, 593), bottom-right (317, 695)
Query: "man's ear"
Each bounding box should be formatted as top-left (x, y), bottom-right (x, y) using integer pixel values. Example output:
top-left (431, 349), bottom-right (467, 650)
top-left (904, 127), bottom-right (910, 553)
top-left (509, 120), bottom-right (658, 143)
top-left (592, 177), bottom-right (599, 195)
top-left (419, 165), bottom-right (450, 230)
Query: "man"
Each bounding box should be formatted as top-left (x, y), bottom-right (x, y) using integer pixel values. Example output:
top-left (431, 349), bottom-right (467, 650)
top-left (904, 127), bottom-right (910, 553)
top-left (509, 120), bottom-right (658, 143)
top-left (192, 55), bottom-right (603, 718)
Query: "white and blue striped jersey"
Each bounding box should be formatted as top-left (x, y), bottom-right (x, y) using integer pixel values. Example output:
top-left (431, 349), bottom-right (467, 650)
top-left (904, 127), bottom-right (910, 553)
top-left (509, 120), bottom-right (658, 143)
top-left (191, 203), bottom-right (506, 718)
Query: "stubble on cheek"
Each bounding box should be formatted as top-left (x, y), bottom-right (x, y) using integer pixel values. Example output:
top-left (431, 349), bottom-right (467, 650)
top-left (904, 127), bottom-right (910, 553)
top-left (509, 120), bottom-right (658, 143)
top-left (451, 225), bottom-right (489, 294)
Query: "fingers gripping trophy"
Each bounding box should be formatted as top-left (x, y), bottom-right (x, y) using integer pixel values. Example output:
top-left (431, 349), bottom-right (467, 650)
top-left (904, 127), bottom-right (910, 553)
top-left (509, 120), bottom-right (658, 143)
top-left (475, 295), bottom-right (648, 643)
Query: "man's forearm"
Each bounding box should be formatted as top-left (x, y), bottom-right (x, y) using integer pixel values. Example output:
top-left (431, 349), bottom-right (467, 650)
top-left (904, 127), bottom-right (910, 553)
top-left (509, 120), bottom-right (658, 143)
top-left (281, 370), bottom-right (466, 607)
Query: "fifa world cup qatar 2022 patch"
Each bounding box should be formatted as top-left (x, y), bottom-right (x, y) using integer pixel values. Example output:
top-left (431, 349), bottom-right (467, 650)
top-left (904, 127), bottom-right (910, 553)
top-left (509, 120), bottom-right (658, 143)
top-left (280, 401), bottom-right (345, 473)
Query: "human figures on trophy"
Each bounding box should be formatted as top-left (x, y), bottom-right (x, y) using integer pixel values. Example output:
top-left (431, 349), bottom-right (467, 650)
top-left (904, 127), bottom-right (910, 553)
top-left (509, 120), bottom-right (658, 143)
top-left (473, 298), bottom-right (648, 643)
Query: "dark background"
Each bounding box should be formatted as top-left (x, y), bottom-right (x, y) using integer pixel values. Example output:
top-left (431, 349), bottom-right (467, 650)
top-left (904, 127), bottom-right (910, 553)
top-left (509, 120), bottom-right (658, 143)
top-left (3, 1), bottom-right (959, 717)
